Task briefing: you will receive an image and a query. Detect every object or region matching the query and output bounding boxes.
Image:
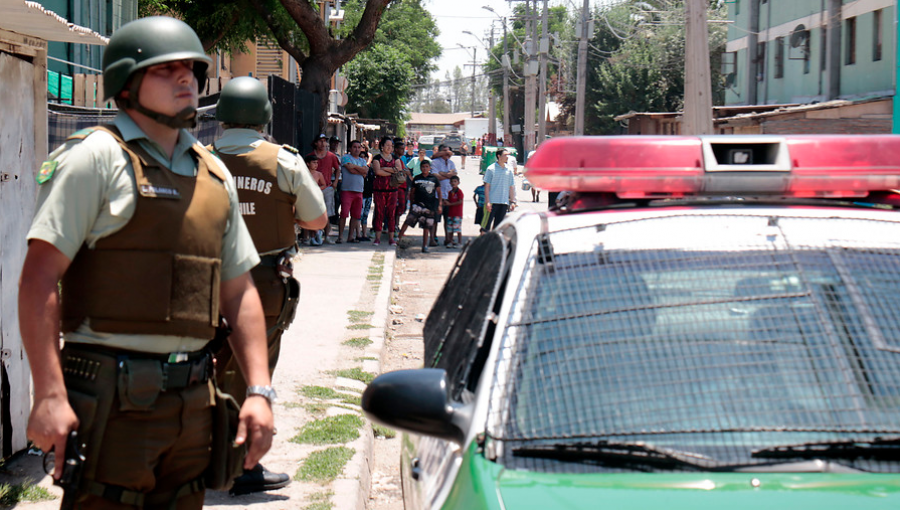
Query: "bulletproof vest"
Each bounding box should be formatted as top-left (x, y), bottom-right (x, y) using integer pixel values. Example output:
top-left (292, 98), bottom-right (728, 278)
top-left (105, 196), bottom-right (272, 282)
top-left (61, 125), bottom-right (230, 339)
top-left (212, 142), bottom-right (297, 318)
top-left (212, 142), bottom-right (296, 254)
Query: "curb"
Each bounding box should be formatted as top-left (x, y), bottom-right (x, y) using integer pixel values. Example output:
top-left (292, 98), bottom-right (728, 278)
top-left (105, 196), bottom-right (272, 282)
top-left (333, 247), bottom-right (396, 510)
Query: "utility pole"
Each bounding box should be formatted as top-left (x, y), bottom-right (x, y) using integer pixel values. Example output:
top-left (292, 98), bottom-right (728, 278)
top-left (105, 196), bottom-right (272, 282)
top-left (523, 0), bottom-right (537, 154)
top-left (574, 0), bottom-right (589, 135)
top-left (488, 24), bottom-right (497, 144)
top-left (503, 19), bottom-right (511, 146)
top-left (537, 0), bottom-right (549, 145)
top-left (683, 0), bottom-right (713, 135)
top-left (470, 47), bottom-right (477, 120)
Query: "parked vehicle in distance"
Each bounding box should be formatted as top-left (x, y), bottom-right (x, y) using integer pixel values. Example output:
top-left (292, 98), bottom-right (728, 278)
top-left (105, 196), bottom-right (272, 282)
top-left (418, 134), bottom-right (445, 152)
top-left (442, 133), bottom-right (463, 154)
top-left (364, 135), bottom-right (900, 510)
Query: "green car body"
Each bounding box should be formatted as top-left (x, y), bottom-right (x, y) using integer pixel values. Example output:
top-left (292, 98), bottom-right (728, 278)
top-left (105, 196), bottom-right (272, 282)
top-left (440, 443), bottom-right (900, 510)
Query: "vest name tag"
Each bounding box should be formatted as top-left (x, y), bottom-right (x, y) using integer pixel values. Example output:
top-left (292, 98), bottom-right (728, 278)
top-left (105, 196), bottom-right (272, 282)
top-left (239, 202), bottom-right (257, 215)
top-left (140, 184), bottom-right (181, 199)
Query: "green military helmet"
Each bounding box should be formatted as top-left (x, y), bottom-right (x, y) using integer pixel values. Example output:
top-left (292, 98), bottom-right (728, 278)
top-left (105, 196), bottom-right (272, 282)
top-left (216, 77), bottom-right (273, 126)
top-left (102, 16), bottom-right (212, 101)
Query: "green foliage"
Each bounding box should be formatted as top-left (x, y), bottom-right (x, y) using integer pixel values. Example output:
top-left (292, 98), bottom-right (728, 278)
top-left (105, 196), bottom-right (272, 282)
top-left (347, 323), bottom-right (375, 330)
top-left (332, 367), bottom-right (376, 384)
top-left (344, 43), bottom-right (416, 123)
top-left (305, 491), bottom-right (335, 510)
top-left (290, 414), bottom-right (364, 445)
top-left (554, 0), bottom-right (729, 134)
top-left (347, 310), bottom-right (374, 323)
top-left (373, 424), bottom-right (397, 438)
top-left (300, 385), bottom-right (342, 400)
top-left (295, 446), bottom-right (355, 483)
top-left (343, 337), bottom-right (374, 348)
top-left (0, 482), bottom-right (55, 505)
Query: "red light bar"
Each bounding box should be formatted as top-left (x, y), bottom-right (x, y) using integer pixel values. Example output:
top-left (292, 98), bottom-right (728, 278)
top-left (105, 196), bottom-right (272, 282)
top-left (525, 135), bottom-right (900, 197)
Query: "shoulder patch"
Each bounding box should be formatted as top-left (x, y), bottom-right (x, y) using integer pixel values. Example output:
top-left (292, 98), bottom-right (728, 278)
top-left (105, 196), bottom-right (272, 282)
top-left (36, 160), bottom-right (58, 184)
top-left (281, 144), bottom-right (299, 154)
top-left (66, 127), bottom-right (99, 140)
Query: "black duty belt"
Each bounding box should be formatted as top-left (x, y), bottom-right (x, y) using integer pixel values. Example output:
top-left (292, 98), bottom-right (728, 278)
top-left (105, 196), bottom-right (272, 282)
top-left (62, 343), bottom-right (211, 391)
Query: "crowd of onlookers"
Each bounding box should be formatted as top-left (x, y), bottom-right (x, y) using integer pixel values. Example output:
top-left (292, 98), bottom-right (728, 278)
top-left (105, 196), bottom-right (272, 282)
top-left (298, 134), bottom-right (482, 253)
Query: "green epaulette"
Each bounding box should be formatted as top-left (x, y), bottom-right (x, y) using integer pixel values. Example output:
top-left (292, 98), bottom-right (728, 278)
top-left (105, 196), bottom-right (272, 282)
top-left (281, 144), bottom-right (299, 154)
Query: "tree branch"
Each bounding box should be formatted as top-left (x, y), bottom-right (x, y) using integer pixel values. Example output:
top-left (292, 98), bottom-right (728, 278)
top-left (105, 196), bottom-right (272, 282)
top-left (201, 9), bottom-right (241, 52)
top-left (334, 0), bottom-right (392, 65)
top-left (246, 0), bottom-right (309, 63)
top-left (278, 0), bottom-right (331, 54)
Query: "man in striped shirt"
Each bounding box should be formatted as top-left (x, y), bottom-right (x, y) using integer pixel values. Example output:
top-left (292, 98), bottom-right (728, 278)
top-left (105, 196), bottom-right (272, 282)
top-left (483, 148), bottom-right (517, 230)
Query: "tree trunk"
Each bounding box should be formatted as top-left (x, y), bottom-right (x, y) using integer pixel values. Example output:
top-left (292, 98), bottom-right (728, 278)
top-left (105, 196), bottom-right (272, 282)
top-left (299, 56), bottom-right (336, 133)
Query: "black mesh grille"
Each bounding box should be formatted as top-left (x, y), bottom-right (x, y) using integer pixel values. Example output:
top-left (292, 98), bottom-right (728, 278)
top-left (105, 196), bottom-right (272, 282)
top-left (487, 213), bottom-right (900, 472)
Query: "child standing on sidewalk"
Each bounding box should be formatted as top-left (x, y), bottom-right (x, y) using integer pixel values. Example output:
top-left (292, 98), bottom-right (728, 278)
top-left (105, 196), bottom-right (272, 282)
top-left (473, 182), bottom-right (486, 234)
top-left (445, 176), bottom-right (465, 247)
top-left (302, 154), bottom-right (327, 245)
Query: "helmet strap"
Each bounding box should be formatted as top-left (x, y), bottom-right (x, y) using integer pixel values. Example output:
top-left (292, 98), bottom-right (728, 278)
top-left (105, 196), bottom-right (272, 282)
top-left (124, 71), bottom-right (199, 129)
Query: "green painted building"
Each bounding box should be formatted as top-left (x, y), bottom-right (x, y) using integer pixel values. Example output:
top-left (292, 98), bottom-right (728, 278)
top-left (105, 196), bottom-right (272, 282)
top-left (725, 0), bottom-right (895, 106)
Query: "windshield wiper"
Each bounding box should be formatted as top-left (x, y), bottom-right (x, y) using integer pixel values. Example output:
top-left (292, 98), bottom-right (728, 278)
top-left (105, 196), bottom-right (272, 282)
top-left (752, 437), bottom-right (900, 460)
top-left (511, 441), bottom-right (715, 470)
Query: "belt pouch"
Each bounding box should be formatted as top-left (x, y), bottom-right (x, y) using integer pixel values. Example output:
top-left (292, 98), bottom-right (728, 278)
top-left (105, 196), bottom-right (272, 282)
top-left (205, 385), bottom-right (247, 491)
top-left (117, 359), bottom-right (163, 411)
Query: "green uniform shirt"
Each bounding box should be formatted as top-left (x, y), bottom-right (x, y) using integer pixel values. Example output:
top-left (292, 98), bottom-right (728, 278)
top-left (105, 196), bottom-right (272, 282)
top-left (213, 128), bottom-right (326, 255)
top-left (27, 112), bottom-right (260, 354)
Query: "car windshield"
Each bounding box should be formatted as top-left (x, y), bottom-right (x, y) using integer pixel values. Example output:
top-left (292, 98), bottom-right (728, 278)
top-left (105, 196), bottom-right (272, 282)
top-left (487, 212), bottom-right (900, 473)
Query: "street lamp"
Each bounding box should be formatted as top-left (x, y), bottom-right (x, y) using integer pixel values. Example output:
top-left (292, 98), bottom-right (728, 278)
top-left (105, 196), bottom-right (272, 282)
top-left (481, 5), bottom-right (510, 146)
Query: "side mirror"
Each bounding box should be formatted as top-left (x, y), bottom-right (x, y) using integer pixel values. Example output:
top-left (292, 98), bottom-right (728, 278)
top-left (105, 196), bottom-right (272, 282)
top-left (362, 369), bottom-right (470, 445)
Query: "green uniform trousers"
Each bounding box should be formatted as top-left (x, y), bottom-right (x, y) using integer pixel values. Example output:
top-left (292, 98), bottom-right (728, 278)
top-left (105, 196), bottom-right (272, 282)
top-left (215, 315), bottom-right (283, 406)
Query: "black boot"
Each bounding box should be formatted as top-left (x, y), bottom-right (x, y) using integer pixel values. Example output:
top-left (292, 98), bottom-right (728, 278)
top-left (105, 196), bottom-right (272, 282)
top-left (229, 463), bottom-right (290, 496)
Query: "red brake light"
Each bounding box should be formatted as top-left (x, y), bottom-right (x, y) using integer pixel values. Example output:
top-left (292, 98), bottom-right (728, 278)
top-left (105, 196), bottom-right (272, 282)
top-left (525, 135), bottom-right (900, 198)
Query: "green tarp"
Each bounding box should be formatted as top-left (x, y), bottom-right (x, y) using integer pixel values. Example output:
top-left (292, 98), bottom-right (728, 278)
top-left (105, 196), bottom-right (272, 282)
top-left (479, 146), bottom-right (518, 174)
top-left (47, 70), bottom-right (73, 105)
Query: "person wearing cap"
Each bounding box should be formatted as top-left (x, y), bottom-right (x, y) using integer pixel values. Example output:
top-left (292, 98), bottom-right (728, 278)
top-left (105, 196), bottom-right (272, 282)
top-left (308, 134), bottom-right (341, 244)
top-left (18, 16), bottom-right (274, 508)
top-left (210, 77), bottom-right (327, 494)
top-left (328, 135), bottom-right (342, 157)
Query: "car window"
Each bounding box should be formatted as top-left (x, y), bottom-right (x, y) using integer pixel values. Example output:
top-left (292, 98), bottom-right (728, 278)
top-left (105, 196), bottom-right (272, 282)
top-left (425, 232), bottom-right (510, 401)
top-left (488, 214), bottom-right (900, 473)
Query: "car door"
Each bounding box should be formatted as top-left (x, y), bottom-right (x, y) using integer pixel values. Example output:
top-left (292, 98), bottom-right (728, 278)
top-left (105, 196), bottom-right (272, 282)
top-left (402, 232), bottom-right (513, 510)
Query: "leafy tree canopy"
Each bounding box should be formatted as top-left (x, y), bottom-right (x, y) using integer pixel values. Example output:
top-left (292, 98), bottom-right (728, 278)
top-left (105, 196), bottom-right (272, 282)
top-left (344, 43), bottom-right (416, 124)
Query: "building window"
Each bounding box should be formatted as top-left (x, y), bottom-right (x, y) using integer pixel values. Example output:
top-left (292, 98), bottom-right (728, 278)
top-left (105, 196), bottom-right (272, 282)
top-left (735, 0), bottom-right (740, 15)
top-left (820, 27), bottom-right (827, 70)
top-left (873, 9), bottom-right (883, 62)
top-left (845, 16), bottom-right (856, 65)
top-left (756, 42), bottom-right (766, 82)
top-left (774, 37), bottom-right (784, 78)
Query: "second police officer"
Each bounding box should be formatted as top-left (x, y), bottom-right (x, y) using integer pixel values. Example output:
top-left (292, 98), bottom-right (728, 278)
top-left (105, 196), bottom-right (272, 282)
top-left (210, 77), bottom-right (328, 495)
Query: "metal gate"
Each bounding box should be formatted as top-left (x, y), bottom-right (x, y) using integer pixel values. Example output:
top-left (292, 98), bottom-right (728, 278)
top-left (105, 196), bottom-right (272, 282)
top-left (269, 75), bottom-right (321, 151)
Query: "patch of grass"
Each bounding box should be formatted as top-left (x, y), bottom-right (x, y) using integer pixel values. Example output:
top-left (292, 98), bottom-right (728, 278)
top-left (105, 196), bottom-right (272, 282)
top-left (282, 401), bottom-right (303, 409)
top-left (300, 385), bottom-right (341, 400)
top-left (366, 274), bottom-right (382, 281)
top-left (0, 482), bottom-right (55, 505)
top-left (305, 403), bottom-right (329, 416)
top-left (290, 414), bottom-right (364, 445)
top-left (342, 337), bottom-right (373, 348)
top-left (346, 323), bottom-right (374, 330)
top-left (347, 310), bottom-right (373, 323)
top-left (332, 367), bottom-right (376, 385)
top-left (295, 446), bottom-right (355, 484)
top-left (341, 394), bottom-right (362, 406)
top-left (305, 491), bottom-right (334, 510)
top-left (373, 424), bottom-right (397, 439)
top-left (372, 254), bottom-right (385, 263)
top-left (355, 356), bottom-right (378, 362)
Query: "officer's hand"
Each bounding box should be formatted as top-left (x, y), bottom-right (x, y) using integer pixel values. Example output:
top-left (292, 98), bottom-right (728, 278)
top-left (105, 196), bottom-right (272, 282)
top-left (235, 397), bottom-right (274, 469)
top-left (27, 394), bottom-right (78, 480)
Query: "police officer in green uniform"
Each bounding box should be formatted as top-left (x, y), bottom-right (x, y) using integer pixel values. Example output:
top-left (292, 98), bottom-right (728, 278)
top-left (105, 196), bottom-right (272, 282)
top-left (19, 16), bottom-right (275, 509)
top-left (210, 77), bottom-right (326, 495)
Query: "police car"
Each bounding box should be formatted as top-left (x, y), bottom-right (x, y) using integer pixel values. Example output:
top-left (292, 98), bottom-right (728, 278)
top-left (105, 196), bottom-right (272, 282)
top-left (363, 135), bottom-right (900, 510)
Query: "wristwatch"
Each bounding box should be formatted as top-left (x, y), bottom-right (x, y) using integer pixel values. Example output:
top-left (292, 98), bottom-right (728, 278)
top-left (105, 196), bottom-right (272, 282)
top-left (246, 385), bottom-right (278, 404)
